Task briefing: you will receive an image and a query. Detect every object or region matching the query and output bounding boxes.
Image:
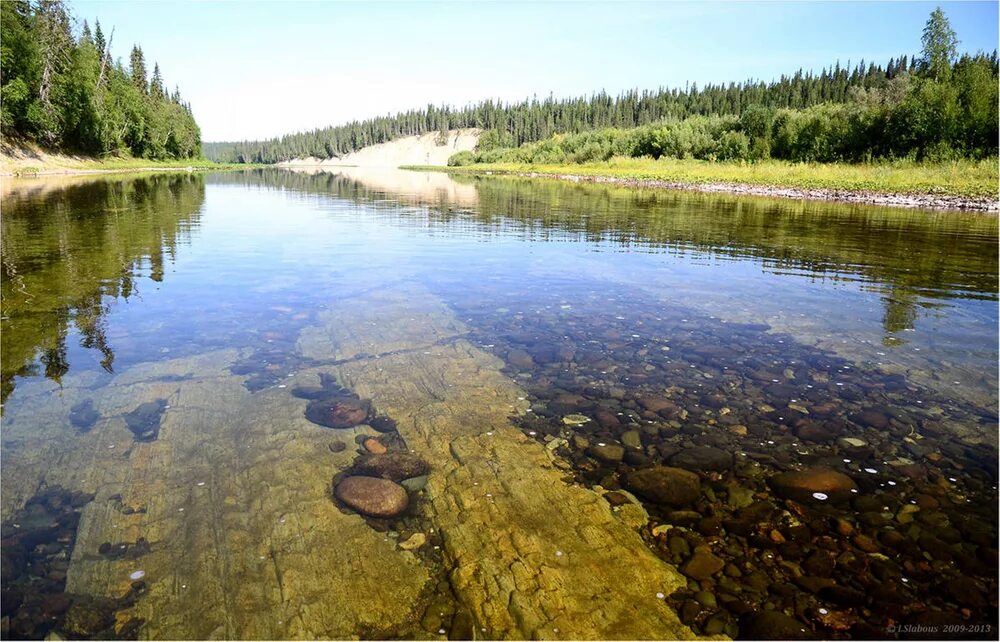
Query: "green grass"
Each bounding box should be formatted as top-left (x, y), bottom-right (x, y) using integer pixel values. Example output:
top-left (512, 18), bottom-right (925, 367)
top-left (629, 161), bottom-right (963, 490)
top-left (409, 157), bottom-right (999, 200)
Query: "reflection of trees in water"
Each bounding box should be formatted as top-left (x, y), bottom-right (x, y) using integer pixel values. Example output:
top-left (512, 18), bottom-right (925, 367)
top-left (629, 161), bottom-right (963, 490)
top-left (218, 169), bottom-right (998, 340)
top-left (1, 174), bottom-right (205, 403)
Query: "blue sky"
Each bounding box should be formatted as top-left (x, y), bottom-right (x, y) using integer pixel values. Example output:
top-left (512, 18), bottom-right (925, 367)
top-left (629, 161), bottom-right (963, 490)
top-left (70, 1), bottom-right (998, 142)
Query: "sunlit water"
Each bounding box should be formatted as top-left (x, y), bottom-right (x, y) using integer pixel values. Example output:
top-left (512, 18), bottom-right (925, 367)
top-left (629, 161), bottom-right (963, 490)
top-left (1, 169), bottom-right (996, 640)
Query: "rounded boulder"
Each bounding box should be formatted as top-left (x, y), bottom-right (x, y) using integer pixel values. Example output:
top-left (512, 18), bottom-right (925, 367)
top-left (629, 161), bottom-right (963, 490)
top-left (335, 476), bottom-right (409, 518)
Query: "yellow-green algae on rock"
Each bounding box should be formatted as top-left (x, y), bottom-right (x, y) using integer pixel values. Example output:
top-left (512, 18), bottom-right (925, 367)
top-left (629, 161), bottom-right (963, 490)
top-left (298, 284), bottom-right (699, 640)
top-left (1, 351), bottom-right (432, 639)
top-left (1, 278), bottom-right (702, 640)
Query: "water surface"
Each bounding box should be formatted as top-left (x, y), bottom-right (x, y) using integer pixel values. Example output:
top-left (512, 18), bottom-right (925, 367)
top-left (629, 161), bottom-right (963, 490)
top-left (1, 169), bottom-right (996, 640)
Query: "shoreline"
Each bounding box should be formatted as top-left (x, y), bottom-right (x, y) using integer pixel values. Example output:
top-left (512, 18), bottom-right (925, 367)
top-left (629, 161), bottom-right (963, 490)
top-left (417, 166), bottom-right (999, 213)
top-left (0, 144), bottom-right (254, 178)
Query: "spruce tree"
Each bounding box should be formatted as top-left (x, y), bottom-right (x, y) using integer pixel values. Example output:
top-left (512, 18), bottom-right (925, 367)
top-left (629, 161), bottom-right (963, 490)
top-left (150, 62), bottom-right (164, 100)
top-left (94, 20), bottom-right (105, 57)
top-left (129, 44), bottom-right (147, 93)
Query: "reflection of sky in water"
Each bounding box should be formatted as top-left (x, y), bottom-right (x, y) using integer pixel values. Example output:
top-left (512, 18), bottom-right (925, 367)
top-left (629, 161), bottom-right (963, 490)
top-left (12, 172), bottom-right (999, 412)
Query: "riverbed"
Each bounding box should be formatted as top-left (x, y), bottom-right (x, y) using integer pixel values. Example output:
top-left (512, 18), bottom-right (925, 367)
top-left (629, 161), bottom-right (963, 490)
top-left (1, 168), bottom-right (996, 640)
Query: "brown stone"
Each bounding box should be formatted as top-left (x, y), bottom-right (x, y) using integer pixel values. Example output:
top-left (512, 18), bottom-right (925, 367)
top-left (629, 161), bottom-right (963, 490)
top-left (305, 397), bottom-right (371, 428)
top-left (506, 349), bottom-right (534, 369)
top-left (681, 548), bottom-right (725, 580)
top-left (352, 454), bottom-right (430, 481)
top-left (363, 438), bottom-right (387, 455)
top-left (852, 534), bottom-right (879, 553)
top-left (335, 476), bottom-right (409, 518)
top-left (637, 396), bottom-right (677, 415)
top-left (768, 467), bottom-right (857, 502)
top-left (594, 409), bottom-right (621, 429)
top-left (624, 466), bottom-right (701, 507)
top-left (587, 443), bottom-right (625, 464)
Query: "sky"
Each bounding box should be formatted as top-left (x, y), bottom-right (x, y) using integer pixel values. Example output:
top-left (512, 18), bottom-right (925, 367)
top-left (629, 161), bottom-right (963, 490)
top-left (71, 1), bottom-right (999, 143)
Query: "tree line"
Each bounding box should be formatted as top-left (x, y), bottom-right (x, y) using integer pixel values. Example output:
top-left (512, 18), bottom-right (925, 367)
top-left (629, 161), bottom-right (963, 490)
top-left (450, 8), bottom-right (996, 165)
top-left (207, 8), bottom-right (995, 166)
top-left (1, 0), bottom-right (201, 159)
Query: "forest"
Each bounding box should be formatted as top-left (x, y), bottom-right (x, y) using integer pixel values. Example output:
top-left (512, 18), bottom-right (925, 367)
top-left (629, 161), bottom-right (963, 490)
top-left (206, 9), bottom-right (996, 167)
top-left (0, 0), bottom-right (201, 159)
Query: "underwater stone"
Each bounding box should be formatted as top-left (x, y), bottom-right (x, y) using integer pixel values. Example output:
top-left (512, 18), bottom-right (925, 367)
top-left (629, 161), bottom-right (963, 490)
top-left (305, 397), bottom-right (371, 429)
top-left (124, 400), bottom-right (167, 442)
top-left (69, 399), bottom-right (100, 431)
top-left (352, 454), bottom-right (430, 482)
top-left (335, 476), bottom-right (408, 518)
top-left (768, 467), bottom-right (857, 503)
top-left (624, 466), bottom-right (700, 507)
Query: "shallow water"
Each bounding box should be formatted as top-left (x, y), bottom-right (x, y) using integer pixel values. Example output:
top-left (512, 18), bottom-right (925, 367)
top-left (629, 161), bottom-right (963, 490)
top-left (1, 168), bottom-right (997, 640)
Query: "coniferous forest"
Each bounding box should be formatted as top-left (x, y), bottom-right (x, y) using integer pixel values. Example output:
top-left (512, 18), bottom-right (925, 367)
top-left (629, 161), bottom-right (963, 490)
top-left (205, 9), bottom-right (996, 166)
top-left (0, 0), bottom-right (201, 159)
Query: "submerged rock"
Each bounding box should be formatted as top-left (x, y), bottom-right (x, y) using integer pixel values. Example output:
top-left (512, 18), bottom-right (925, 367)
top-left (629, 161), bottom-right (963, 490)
top-left (767, 467), bottom-right (857, 502)
top-left (623, 466), bottom-right (700, 507)
top-left (334, 476), bottom-right (409, 518)
top-left (305, 397), bottom-right (371, 428)
top-left (69, 399), bottom-right (100, 431)
top-left (398, 532), bottom-right (426, 551)
top-left (681, 548), bottom-right (725, 580)
top-left (368, 416), bottom-right (398, 433)
top-left (124, 400), bottom-right (167, 442)
top-left (668, 446), bottom-right (732, 472)
top-left (352, 454), bottom-right (430, 482)
top-left (363, 438), bottom-right (387, 455)
top-left (587, 443), bottom-right (625, 464)
top-left (739, 610), bottom-right (811, 640)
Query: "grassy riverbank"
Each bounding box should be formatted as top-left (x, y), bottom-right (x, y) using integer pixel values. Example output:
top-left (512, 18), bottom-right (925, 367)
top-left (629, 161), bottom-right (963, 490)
top-left (414, 157), bottom-right (999, 200)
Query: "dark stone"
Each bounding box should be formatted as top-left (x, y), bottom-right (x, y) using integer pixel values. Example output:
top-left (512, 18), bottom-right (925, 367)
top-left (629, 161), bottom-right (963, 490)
top-left (62, 598), bottom-right (115, 637)
top-left (604, 491), bottom-right (632, 506)
top-left (739, 611), bottom-right (811, 640)
top-left (124, 399), bottom-right (167, 442)
top-left (945, 576), bottom-right (987, 608)
top-left (851, 409), bottom-right (889, 429)
top-left (681, 549), bottom-right (725, 580)
top-left (793, 576), bottom-right (836, 594)
top-left (917, 534), bottom-right (954, 561)
top-left (587, 443), bottom-right (625, 464)
top-left (369, 416), bottom-right (398, 433)
top-left (507, 349), bottom-right (534, 369)
top-left (449, 607), bottom-right (475, 641)
top-left (40, 593), bottom-right (71, 616)
top-left (69, 399), bottom-right (100, 431)
top-left (669, 447), bottom-right (732, 473)
top-left (305, 397), bottom-right (371, 428)
top-left (624, 466), bottom-right (701, 507)
top-left (352, 454), bottom-right (430, 482)
top-left (334, 476), bottom-right (409, 518)
top-left (794, 422), bottom-right (837, 443)
top-left (290, 385), bottom-right (328, 400)
top-left (817, 585), bottom-right (866, 607)
top-left (329, 441), bottom-right (347, 453)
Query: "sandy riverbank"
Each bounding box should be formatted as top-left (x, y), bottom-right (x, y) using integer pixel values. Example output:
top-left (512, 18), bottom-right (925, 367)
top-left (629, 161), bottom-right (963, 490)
top-left (278, 129), bottom-right (480, 169)
top-left (0, 143), bottom-right (234, 177)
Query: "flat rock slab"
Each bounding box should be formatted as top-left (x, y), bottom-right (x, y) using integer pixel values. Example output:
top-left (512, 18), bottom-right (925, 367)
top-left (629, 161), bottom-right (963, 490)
top-left (1, 350), bottom-right (430, 639)
top-left (299, 284), bottom-right (697, 640)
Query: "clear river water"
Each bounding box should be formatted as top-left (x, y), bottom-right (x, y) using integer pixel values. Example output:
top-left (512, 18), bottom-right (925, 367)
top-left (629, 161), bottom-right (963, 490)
top-left (1, 168), bottom-right (997, 640)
